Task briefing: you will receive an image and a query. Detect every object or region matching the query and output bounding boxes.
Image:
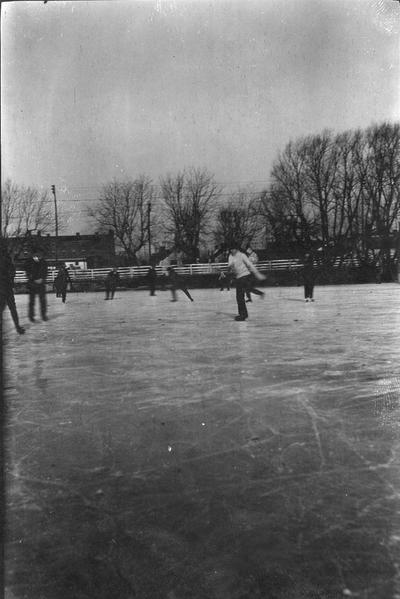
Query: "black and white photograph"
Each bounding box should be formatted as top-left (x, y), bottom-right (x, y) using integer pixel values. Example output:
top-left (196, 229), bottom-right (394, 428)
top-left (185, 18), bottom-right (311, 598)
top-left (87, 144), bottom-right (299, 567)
top-left (1, 1), bottom-right (400, 597)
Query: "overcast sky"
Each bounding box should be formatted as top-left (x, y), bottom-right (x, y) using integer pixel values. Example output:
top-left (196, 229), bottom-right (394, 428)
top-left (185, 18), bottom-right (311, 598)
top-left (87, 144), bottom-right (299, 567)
top-left (2, 0), bottom-right (399, 234)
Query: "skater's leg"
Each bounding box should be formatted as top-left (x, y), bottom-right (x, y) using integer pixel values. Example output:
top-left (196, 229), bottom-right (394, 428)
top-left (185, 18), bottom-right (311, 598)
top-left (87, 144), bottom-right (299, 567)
top-left (249, 287), bottom-right (264, 297)
top-left (304, 281), bottom-right (313, 300)
top-left (2, 293), bottom-right (24, 333)
top-left (28, 287), bottom-right (36, 321)
top-left (170, 286), bottom-right (177, 301)
top-left (236, 277), bottom-right (248, 319)
top-left (181, 287), bottom-right (194, 302)
top-left (247, 275), bottom-right (264, 297)
top-left (7, 292), bottom-right (20, 327)
top-left (7, 293), bottom-right (25, 333)
top-left (39, 284), bottom-right (47, 320)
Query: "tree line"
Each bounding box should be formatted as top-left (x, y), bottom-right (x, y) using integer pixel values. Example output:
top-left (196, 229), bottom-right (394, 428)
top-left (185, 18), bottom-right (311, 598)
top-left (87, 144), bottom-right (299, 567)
top-left (264, 122), bottom-right (400, 275)
top-left (88, 168), bottom-right (265, 264)
top-left (2, 122), bottom-right (399, 272)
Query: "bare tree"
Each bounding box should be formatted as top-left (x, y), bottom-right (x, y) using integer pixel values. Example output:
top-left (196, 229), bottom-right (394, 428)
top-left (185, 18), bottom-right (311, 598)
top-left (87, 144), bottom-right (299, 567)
top-left (328, 130), bottom-right (365, 262)
top-left (89, 176), bottom-right (155, 263)
top-left (265, 122), bottom-right (400, 273)
top-left (213, 189), bottom-right (264, 251)
top-left (265, 139), bottom-right (321, 252)
top-left (361, 122), bottom-right (400, 275)
top-left (160, 168), bottom-right (220, 262)
top-left (1, 179), bottom-right (53, 239)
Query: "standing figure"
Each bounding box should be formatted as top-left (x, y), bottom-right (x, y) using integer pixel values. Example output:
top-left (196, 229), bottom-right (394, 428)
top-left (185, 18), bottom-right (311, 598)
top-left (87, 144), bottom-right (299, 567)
top-left (375, 256), bottom-right (383, 284)
top-left (146, 265), bottom-right (157, 296)
top-left (105, 268), bottom-right (120, 300)
top-left (167, 267), bottom-right (194, 302)
top-left (218, 270), bottom-right (231, 291)
top-left (0, 239), bottom-right (25, 334)
top-left (24, 247), bottom-right (48, 322)
top-left (228, 244), bottom-right (265, 321)
top-left (54, 263), bottom-right (72, 303)
top-left (303, 252), bottom-right (315, 302)
top-left (245, 246), bottom-right (259, 302)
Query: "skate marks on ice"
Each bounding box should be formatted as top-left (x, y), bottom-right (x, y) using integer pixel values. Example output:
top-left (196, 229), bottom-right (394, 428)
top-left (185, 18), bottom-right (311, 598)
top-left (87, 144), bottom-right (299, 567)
top-left (3, 286), bottom-right (400, 599)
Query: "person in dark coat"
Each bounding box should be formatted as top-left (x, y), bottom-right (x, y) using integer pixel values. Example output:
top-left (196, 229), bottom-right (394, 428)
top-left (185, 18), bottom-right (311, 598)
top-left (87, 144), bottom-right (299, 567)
top-left (375, 257), bottom-right (383, 284)
top-left (105, 268), bottom-right (119, 300)
top-left (146, 266), bottom-right (157, 296)
top-left (303, 252), bottom-right (316, 302)
top-left (54, 263), bottom-right (72, 303)
top-left (0, 239), bottom-right (25, 334)
top-left (217, 270), bottom-right (231, 291)
top-left (24, 246), bottom-right (48, 322)
top-left (167, 267), bottom-right (194, 302)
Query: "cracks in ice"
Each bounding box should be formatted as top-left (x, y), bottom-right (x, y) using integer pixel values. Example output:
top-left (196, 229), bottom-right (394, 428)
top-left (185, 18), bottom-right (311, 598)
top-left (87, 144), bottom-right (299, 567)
top-left (297, 396), bottom-right (326, 470)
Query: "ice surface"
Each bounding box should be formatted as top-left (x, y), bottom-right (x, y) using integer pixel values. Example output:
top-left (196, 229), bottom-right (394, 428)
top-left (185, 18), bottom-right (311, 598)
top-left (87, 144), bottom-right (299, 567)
top-left (3, 284), bottom-right (400, 598)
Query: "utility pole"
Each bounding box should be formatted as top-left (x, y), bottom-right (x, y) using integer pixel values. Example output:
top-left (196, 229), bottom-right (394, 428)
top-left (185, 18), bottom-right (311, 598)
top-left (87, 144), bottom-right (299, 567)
top-left (51, 185), bottom-right (58, 264)
top-left (147, 201), bottom-right (152, 263)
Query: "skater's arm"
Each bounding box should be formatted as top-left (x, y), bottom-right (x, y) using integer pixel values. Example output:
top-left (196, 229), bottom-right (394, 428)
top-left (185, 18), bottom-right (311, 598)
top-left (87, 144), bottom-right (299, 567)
top-left (227, 256), bottom-right (235, 275)
top-left (242, 255), bottom-right (266, 280)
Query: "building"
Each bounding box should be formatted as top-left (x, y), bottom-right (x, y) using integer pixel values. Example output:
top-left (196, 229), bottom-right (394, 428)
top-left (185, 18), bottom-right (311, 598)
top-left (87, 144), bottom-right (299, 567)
top-left (9, 230), bottom-right (116, 269)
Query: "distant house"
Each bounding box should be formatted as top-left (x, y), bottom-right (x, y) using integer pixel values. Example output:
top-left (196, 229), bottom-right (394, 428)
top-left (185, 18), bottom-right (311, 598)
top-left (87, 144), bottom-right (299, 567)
top-left (9, 230), bottom-right (116, 269)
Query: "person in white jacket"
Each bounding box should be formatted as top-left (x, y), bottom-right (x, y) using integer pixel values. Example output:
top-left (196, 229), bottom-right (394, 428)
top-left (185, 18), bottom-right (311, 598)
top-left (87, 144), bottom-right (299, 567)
top-left (245, 246), bottom-right (259, 303)
top-left (228, 244), bottom-right (266, 321)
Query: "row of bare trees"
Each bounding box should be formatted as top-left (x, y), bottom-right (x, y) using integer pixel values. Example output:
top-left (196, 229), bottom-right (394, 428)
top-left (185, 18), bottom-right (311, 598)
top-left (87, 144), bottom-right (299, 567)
top-left (2, 122), bottom-right (399, 269)
top-left (1, 170), bottom-right (262, 263)
top-left (263, 122), bottom-right (400, 272)
top-left (90, 168), bottom-right (264, 263)
top-left (1, 180), bottom-right (53, 240)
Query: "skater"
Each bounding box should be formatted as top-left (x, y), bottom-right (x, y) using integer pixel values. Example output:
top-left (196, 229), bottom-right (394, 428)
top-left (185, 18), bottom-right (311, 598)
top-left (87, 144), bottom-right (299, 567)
top-left (146, 265), bottom-right (157, 296)
top-left (303, 252), bottom-right (315, 302)
top-left (167, 267), bottom-right (194, 302)
top-left (218, 270), bottom-right (231, 291)
top-left (105, 268), bottom-right (119, 300)
top-left (375, 257), bottom-right (383, 284)
top-left (245, 246), bottom-right (259, 302)
top-left (227, 243), bottom-right (265, 321)
top-left (0, 239), bottom-right (25, 334)
top-left (24, 246), bottom-right (48, 322)
top-left (54, 263), bottom-right (72, 303)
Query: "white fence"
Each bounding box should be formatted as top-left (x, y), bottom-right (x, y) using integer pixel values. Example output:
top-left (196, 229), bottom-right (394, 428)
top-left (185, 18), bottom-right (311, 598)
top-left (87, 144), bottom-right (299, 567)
top-left (14, 259), bottom-right (307, 283)
top-left (14, 257), bottom-right (364, 283)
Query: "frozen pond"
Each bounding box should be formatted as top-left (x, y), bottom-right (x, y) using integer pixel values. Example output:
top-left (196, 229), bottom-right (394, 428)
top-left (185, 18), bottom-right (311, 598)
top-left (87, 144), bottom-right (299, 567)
top-left (3, 283), bottom-right (400, 598)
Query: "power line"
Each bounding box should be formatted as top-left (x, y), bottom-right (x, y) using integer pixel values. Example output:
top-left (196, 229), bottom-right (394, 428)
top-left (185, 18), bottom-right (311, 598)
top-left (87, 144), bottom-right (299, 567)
top-left (65, 178), bottom-right (271, 193)
top-left (40, 190), bottom-right (268, 204)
